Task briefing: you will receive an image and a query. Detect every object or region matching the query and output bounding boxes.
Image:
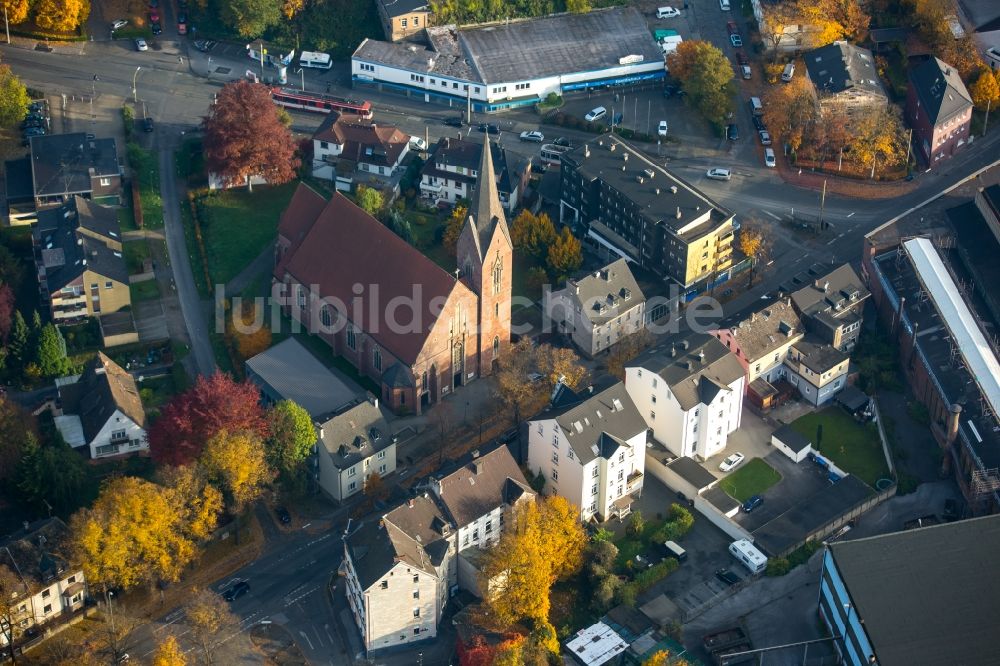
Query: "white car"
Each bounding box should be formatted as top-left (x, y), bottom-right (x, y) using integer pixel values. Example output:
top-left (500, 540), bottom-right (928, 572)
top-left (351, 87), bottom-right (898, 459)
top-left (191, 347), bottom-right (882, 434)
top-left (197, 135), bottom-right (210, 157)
top-left (585, 106), bottom-right (607, 122)
top-left (706, 167), bottom-right (732, 181)
top-left (135, 38), bottom-right (148, 52)
top-left (519, 130), bottom-right (544, 143)
top-left (111, 19), bottom-right (128, 30)
top-left (719, 452), bottom-right (745, 472)
top-left (764, 147), bottom-right (776, 168)
top-left (409, 136), bottom-right (427, 151)
top-left (657, 120), bottom-right (668, 137)
top-left (758, 130), bottom-right (772, 146)
top-left (657, 6), bottom-right (681, 18)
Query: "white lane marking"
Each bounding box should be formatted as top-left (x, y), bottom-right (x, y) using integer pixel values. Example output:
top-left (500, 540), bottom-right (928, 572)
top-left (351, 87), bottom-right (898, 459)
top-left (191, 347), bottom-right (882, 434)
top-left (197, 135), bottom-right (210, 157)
top-left (762, 210), bottom-right (780, 220)
top-left (299, 630), bottom-right (315, 650)
top-left (846, 212), bottom-right (855, 218)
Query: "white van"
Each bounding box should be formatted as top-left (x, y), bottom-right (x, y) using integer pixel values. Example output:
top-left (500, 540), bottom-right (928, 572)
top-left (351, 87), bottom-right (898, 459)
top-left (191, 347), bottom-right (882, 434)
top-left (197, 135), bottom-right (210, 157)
top-left (749, 96), bottom-right (763, 116)
top-left (663, 540), bottom-right (687, 562)
top-left (720, 0), bottom-right (731, 10)
top-left (781, 63), bottom-right (795, 82)
top-left (729, 539), bottom-right (767, 574)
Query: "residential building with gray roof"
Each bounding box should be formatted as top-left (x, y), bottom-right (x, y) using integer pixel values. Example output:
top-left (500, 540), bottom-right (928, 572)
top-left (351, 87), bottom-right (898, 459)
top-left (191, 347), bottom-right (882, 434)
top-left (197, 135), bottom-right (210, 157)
top-left (546, 258), bottom-right (646, 358)
top-left (528, 381), bottom-right (647, 522)
top-left (803, 41), bottom-right (888, 119)
top-left (316, 396), bottom-right (396, 502)
top-left (626, 332), bottom-right (745, 461)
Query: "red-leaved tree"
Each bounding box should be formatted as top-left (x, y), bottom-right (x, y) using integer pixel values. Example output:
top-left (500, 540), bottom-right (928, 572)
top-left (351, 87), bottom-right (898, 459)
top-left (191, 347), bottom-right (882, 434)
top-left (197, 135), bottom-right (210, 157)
top-left (202, 80), bottom-right (300, 191)
top-left (148, 372), bottom-right (266, 466)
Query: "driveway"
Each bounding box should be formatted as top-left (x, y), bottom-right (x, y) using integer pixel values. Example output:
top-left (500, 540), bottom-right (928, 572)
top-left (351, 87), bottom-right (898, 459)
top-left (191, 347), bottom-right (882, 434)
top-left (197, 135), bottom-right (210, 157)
top-left (134, 300), bottom-right (169, 341)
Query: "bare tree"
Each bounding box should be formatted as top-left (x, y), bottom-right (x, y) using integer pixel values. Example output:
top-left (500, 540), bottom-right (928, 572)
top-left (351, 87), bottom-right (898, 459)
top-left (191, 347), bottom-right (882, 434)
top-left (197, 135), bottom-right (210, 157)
top-left (185, 589), bottom-right (240, 665)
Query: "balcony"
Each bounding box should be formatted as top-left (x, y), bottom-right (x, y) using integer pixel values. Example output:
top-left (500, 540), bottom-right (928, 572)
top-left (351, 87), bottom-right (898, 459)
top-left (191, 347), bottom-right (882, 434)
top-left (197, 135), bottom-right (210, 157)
top-left (626, 469), bottom-right (643, 489)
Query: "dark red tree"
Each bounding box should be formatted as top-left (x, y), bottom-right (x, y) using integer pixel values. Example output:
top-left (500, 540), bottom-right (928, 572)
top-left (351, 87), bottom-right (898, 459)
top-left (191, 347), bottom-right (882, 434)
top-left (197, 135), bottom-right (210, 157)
top-left (148, 372), bottom-right (266, 466)
top-left (202, 80), bottom-right (300, 191)
top-left (0, 283), bottom-right (13, 342)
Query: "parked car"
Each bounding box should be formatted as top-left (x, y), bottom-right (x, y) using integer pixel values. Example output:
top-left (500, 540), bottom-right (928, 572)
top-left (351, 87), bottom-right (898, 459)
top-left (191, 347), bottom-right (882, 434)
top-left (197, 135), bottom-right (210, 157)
top-left (111, 19), bottom-right (128, 30)
top-left (409, 136), bottom-right (427, 151)
top-left (222, 581), bottom-right (250, 601)
top-left (656, 6), bottom-right (681, 18)
top-left (29, 101), bottom-right (46, 113)
top-left (657, 120), bottom-right (668, 137)
top-left (552, 136), bottom-right (571, 147)
top-left (740, 64), bottom-right (751, 79)
top-left (730, 33), bottom-right (743, 47)
top-left (275, 506), bottom-right (291, 524)
top-left (477, 123), bottom-right (501, 136)
top-left (142, 117), bottom-right (154, 132)
top-left (151, 22), bottom-right (162, 35)
top-left (135, 38), bottom-right (148, 51)
top-left (781, 62), bottom-right (795, 82)
top-left (726, 20), bottom-right (738, 35)
top-left (706, 167), bottom-right (732, 181)
top-left (726, 123), bottom-right (739, 141)
top-left (148, 10), bottom-right (159, 22)
top-left (531, 162), bottom-right (548, 174)
top-left (443, 116), bottom-right (464, 127)
top-left (519, 130), bottom-right (544, 143)
top-left (584, 106), bottom-right (607, 122)
top-left (719, 452), bottom-right (745, 472)
top-left (715, 568), bottom-right (740, 586)
top-left (752, 116), bottom-right (766, 132)
top-left (742, 495), bottom-right (764, 512)
top-left (177, 12), bottom-right (187, 34)
top-left (764, 147), bottom-right (776, 168)
top-left (758, 130), bottom-right (772, 145)
top-left (23, 127), bottom-right (46, 137)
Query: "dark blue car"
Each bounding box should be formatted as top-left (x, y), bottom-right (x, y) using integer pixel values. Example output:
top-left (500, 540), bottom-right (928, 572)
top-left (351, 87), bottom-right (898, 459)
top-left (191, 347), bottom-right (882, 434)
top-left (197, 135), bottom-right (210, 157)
top-left (742, 495), bottom-right (763, 513)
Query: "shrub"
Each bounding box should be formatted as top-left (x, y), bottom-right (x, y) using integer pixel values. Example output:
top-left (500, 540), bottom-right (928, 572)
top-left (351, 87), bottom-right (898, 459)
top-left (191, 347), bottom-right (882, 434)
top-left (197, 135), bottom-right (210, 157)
top-left (766, 557), bottom-right (791, 576)
top-left (626, 511), bottom-right (645, 537)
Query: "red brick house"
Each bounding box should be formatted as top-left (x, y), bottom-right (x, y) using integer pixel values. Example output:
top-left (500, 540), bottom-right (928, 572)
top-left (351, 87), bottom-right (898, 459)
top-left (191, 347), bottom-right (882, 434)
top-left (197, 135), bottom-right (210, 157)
top-left (274, 136), bottom-right (512, 414)
top-left (906, 57), bottom-right (974, 164)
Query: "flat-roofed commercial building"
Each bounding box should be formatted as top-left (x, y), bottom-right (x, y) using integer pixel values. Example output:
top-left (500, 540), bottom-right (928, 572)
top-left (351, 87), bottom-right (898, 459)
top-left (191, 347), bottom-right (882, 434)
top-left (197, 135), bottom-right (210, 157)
top-left (351, 7), bottom-right (665, 113)
top-left (560, 135), bottom-right (739, 296)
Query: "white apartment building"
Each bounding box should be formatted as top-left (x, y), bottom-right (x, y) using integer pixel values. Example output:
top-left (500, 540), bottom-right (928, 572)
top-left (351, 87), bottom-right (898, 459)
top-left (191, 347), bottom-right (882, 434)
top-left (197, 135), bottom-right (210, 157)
top-left (343, 496), bottom-right (454, 653)
top-left (527, 382), bottom-right (647, 522)
top-left (625, 333), bottom-right (745, 461)
top-left (317, 397), bottom-right (397, 502)
top-left (546, 258), bottom-right (646, 358)
top-left (342, 445), bottom-right (531, 653)
top-left (0, 519), bottom-right (87, 648)
top-left (418, 136), bottom-right (526, 211)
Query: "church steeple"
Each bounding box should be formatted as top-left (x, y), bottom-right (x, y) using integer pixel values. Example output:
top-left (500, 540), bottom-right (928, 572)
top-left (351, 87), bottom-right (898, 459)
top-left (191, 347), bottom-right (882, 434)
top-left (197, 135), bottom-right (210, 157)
top-left (466, 135), bottom-right (511, 260)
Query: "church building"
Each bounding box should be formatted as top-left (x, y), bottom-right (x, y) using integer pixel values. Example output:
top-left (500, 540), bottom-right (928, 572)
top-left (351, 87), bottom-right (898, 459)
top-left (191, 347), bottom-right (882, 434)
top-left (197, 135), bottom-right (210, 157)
top-left (273, 136), bottom-right (513, 414)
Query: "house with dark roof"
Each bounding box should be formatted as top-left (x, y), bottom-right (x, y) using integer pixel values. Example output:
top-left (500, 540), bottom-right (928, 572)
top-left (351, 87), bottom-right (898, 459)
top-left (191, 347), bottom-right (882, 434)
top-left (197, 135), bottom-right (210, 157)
top-left (53, 352), bottom-right (147, 459)
top-left (375, 0), bottom-right (430, 42)
top-left (625, 332), bottom-right (745, 461)
top-left (789, 263), bottom-right (869, 351)
top-left (546, 258), bottom-right (646, 358)
top-left (274, 136), bottom-right (512, 415)
top-left (311, 111), bottom-right (411, 191)
top-left (0, 518), bottom-right (87, 649)
top-left (3, 133), bottom-right (121, 219)
top-left (419, 136), bottom-right (528, 212)
top-left (32, 197), bottom-right (131, 326)
top-left (906, 57), bottom-right (974, 164)
top-left (342, 495), bottom-right (454, 653)
top-left (803, 41), bottom-right (888, 119)
top-left (527, 381), bottom-right (647, 522)
top-left (316, 397), bottom-right (396, 502)
top-left (819, 514), bottom-right (1000, 666)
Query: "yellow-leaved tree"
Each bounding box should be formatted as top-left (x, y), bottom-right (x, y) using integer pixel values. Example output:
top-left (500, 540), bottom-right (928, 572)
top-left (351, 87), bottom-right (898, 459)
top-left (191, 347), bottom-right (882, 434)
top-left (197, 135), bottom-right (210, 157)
top-left (70, 477), bottom-right (201, 592)
top-left (200, 429), bottom-right (273, 518)
top-left (480, 496), bottom-right (586, 654)
top-left (762, 76), bottom-right (818, 153)
top-left (546, 226), bottom-right (583, 280)
top-left (538, 344), bottom-right (590, 393)
top-left (848, 107), bottom-right (908, 176)
top-left (970, 69), bottom-right (1000, 111)
top-left (186, 588), bottom-right (240, 664)
top-left (33, 0), bottom-right (90, 32)
top-left (157, 464), bottom-right (224, 541)
top-left (152, 635), bottom-right (187, 666)
top-left (443, 205), bottom-right (468, 255)
top-left (511, 210), bottom-right (557, 257)
top-left (0, 0), bottom-right (30, 25)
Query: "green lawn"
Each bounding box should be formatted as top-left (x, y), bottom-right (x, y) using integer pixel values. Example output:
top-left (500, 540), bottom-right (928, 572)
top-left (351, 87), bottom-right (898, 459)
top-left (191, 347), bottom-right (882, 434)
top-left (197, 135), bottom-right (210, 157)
top-left (613, 518), bottom-right (666, 571)
top-left (130, 279), bottom-right (160, 303)
top-left (117, 205), bottom-right (138, 232)
top-left (126, 142), bottom-right (163, 229)
top-left (720, 458), bottom-right (782, 502)
top-left (124, 239), bottom-right (151, 275)
top-left (197, 182), bottom-right (298, 287)
top-left (790, 407), bottom-right (890, 486)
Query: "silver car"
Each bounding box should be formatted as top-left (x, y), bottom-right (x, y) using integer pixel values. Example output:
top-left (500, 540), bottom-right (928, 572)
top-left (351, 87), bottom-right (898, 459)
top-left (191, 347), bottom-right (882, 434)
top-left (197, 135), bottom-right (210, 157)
top-left (706, 168), bottom-right (732, 181)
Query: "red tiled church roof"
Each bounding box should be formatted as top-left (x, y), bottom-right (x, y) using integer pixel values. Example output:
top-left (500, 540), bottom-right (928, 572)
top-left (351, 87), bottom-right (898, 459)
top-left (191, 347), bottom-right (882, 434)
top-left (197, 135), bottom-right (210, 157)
top-left (278, 185), bottom-right (462, 365)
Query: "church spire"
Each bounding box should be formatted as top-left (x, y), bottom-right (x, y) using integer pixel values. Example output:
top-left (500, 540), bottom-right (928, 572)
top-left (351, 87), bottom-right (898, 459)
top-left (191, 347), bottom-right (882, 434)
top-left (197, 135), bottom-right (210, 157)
top-left (469, 135), bottom-right (508, 252)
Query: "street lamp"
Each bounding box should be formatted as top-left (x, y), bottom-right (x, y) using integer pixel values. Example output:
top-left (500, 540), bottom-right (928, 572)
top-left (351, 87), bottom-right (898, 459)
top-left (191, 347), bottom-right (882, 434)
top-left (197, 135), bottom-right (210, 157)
top-left (132, 66), bottom-right (142, 104)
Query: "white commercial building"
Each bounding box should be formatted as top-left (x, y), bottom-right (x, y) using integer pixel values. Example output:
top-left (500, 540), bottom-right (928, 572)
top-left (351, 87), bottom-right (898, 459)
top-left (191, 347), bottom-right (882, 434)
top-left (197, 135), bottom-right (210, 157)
top-left (351, 7), bottom-right (665, 113)
top-left (527, 382), bottom-right (647, 522)
top-left (625, 332), bottom-right (745, 461)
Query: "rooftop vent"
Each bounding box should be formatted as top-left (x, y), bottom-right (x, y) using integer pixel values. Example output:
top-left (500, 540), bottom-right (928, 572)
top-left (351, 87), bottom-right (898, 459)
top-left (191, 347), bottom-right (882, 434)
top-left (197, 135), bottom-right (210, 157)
top-left (643, 169), bottom-right (654, 179)
top-left (623, 154), bottom-right (629, 162)
top-left (670, 185), bottom-right (678, 194)
top-left (675, 207), bottom-right (682, 219)
top-left (655, 188), bottom-right (661, 195)
top-left (609, 144), bottom-right (616, 152)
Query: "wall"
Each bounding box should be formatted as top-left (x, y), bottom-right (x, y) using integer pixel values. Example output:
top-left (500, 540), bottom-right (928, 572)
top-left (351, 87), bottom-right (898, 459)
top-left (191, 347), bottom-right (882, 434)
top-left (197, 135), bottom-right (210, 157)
top-left (89, 410), bottom-right (147, 459)
top-left (819, 550), bottom-right (877, 665)
top-left (546, 287), bottom-right (646, 358)
top-left (771, 432), bottom-right (813, 463)
top-left (362, 560), bottom-right (443, 652)
top-left (527, 419), bottom-right (589, 517)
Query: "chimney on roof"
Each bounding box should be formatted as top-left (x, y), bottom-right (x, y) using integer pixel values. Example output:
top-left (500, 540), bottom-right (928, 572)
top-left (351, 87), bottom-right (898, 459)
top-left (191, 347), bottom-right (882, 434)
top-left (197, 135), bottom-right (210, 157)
top-left (824, 281), bottom-right (829, 292)
top-left (946, 404), bottom-right (962, 446)
top-left (655, 188), bottom-right (661, 195)
top-left (471, 449), bottom-right (480, 459)
top-left (584, 146), bottom-right (590, 158)
top-left (675, 207), bottom-right (682, 219)
top-left (472, 460), bottom-right (484, 475)
top-left (698, 350), bottom-right (705, 364)
top-left (588, 385), bottom-right (594, 394)
top-left (408, 498), bottom-right (415, 508)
